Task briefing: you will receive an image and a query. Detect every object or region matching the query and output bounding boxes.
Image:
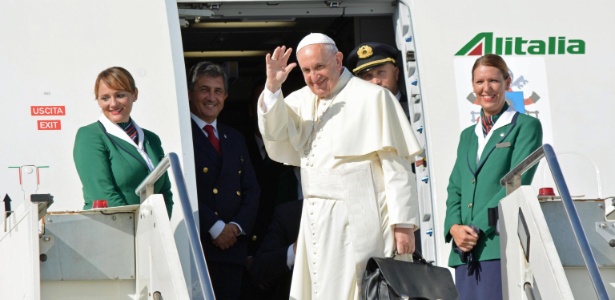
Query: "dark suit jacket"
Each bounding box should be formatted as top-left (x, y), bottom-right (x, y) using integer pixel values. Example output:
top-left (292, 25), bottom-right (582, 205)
top-left (249, 200), bottom-right (303, 300)
top-left (275, 167), bottom-right (301, 206)
top-left (244, 131), bottom-right (294, 255)
top-left (191, 120), bottom-right (260, 265)
top-left (73, 121), bottom-right (173, 215)
top-left (398, 92), bottom-right (411, 122)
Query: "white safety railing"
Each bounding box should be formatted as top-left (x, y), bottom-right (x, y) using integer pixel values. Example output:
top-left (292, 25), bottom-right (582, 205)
top-left (501, 144), bottom-right (608, 300)
top-left (136, 153), bottom-right (215, 300)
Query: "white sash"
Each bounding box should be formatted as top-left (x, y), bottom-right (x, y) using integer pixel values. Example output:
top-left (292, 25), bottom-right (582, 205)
top-left (301, 164), bottom-right (385, 280)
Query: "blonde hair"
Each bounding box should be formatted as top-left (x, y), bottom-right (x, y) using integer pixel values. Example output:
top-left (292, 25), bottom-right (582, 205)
top-left (94, 67), bottom-right (137, 98)
top-left (471, 54), bottom-right (510, 80)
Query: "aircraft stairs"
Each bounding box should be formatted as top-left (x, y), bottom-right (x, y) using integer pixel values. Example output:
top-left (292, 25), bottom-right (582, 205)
top-left (499, 144), bottom-right (614, 299)
top-left (0, 153), bottom-right (215, 300)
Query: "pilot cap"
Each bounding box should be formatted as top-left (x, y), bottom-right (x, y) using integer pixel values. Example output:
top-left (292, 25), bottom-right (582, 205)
top-left (347, 42), bottom-right (400, 75)
top-left (297, 33), bottom-right (336, 53)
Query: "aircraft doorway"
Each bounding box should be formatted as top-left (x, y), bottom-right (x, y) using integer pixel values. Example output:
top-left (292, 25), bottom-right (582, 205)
top-left (178, 13), bottom-right (396, 133)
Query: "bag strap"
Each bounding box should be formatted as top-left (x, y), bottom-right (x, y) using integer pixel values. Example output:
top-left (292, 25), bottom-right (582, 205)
top-left (412, 250), bottom-right (433, 265)
top-left (392, 250), bottom-right (433, 265)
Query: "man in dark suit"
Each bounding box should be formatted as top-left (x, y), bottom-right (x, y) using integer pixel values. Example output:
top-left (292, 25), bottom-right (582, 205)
top-left (346, 42), bottom-right (410, 120)
top-left (244, 80), bottom-right (294, 256)
top-left (188, 61), bottom-right (260, 300)
top-left (239, 81), bottom-right (295, 300)
top-left (249, 199), bottom-right (303, 300)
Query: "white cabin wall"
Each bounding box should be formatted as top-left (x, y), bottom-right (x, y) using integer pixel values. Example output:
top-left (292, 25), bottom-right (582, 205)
top-left (0, 0), bottom-right (196, 217)
top-left (0, 1), bottom-right (199, 290)
top-left (406, 0), bottom-right (615, 265)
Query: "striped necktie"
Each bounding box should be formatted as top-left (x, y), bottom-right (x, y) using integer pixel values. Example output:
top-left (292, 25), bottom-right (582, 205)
top-left (481, 115), bottom-right (494, 137)
top-left (122, 121), bottom-right (139, 144)
top-left (480, 103), bottom-right (509, 137)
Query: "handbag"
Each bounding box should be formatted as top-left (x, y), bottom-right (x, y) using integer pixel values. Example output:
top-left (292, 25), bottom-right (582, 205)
top-left (362, 251), bottom-right (459, 300)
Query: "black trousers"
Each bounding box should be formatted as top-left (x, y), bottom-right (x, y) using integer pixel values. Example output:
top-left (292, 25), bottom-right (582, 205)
top-left (207, 261), bottom-right (244, 300)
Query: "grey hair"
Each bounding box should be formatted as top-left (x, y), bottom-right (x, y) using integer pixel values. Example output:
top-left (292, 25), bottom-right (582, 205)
top-left (322, 44), bottom-right (339, 56)
top-left (297, 43), bottom-right (339, 57)
top-left (187, 61), bottom-right (229, 92)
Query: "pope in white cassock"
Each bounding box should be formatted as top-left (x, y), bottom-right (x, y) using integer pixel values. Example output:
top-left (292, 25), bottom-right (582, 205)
top-left (257, 33), bottom-right (422, 299)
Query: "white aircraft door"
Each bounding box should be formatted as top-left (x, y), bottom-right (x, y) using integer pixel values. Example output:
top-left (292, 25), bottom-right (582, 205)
top-left (394, 0), bottom-right (441, 265)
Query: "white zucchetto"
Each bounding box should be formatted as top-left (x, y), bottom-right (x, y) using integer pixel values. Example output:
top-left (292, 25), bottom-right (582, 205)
top-left (296, 33), bottom-right (336, 53)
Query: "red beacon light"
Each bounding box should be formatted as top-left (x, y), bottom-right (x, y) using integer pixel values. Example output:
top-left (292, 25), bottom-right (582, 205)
top-left (538, 187), bottom-right (556, 201)
top-left (92, 200), bottom-right (108, 209)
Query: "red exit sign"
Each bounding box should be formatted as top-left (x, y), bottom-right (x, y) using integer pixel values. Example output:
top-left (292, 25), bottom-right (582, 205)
top-left (37, 120), bottom-right (62, 130)
top-left (31, 106), bottom-right (65, 116)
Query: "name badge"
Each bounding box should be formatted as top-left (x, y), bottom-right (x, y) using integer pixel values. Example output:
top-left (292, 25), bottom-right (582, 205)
top-left (496, 142), bottom-right (511, 148)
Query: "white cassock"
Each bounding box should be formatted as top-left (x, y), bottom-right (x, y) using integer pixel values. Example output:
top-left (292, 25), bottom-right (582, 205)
top-left (258, 68), bottom-right (422, 300)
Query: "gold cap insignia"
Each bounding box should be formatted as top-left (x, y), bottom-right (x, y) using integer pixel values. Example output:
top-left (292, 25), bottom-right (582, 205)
top-left (357, 45), bottom-right (373, 59)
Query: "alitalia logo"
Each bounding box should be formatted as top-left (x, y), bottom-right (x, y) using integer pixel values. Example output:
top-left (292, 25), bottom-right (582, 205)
top-left (456, 32), bottom-right (586, 56)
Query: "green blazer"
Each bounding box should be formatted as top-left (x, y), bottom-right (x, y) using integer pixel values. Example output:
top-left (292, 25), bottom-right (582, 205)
top-left (444, 109), bottom-right (542, 267)
top-left (73, 121), bottom-right (173, 216)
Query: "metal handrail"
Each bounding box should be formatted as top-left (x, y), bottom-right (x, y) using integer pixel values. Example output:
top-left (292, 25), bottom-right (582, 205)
top-left (500, 144), bottom-right (608, 300)
top-left (136, 152), bottom-right (215, 300)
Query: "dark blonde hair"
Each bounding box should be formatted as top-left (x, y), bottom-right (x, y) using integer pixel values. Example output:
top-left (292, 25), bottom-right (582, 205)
top-left (471, 54), bottom-right (510, 80)
top-left (94, 67), bottom-right (137, 98)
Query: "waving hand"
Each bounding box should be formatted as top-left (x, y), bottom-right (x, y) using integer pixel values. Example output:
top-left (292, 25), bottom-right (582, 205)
top-left (265, 46), bottom-right (297, 93)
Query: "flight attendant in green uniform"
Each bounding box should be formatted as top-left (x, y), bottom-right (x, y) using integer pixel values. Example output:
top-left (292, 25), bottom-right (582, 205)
top-left (444, 54), bottom-right (542, 299)
top-left (73, 67), bottom-right (173, 216)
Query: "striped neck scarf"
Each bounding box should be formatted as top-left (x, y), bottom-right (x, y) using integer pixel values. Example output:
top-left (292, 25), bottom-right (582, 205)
top-left (118, 119), bottom-right (138, 144)
top-left (480, 103), bottom-right (509, 137)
